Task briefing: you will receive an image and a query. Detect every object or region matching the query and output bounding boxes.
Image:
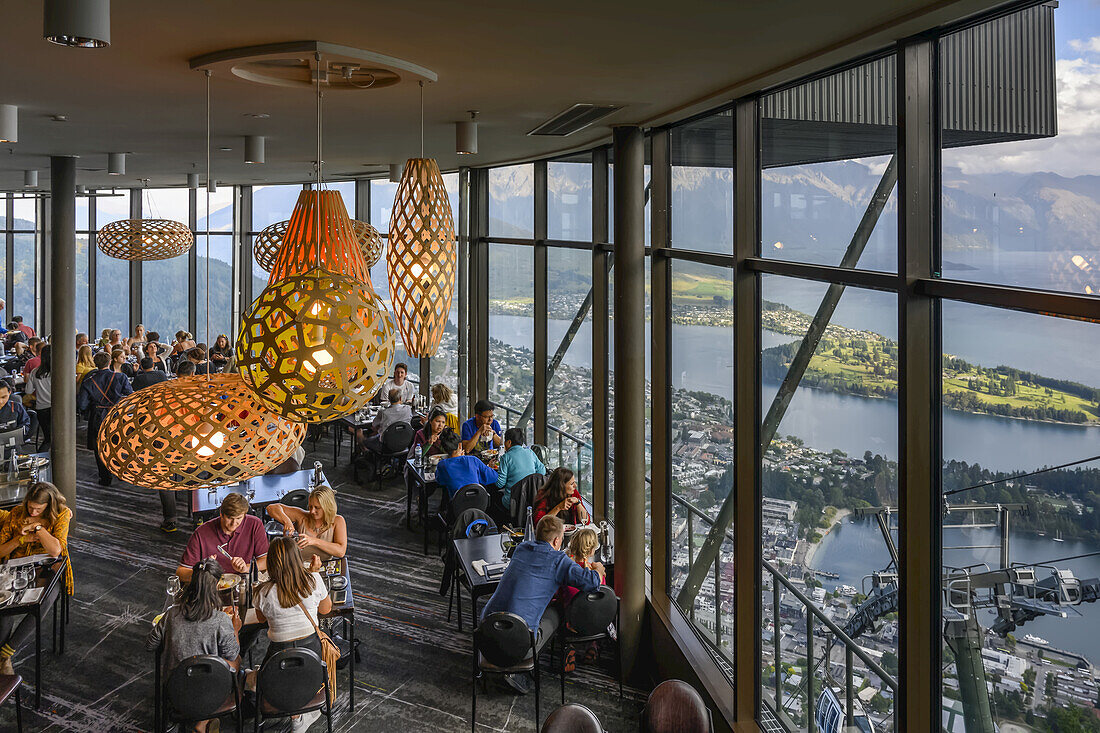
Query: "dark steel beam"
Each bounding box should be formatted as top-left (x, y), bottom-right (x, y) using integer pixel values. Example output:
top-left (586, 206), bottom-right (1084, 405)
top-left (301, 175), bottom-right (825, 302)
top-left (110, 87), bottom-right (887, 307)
top-left (239, 185), bottom-right (254, 318)
top-left (898, 37), bottom-right (941, 732)
top-left (188, 187), bottom-right (198, 338)
top-left (129, 189), bottom-right (141, 333)
top-left (457, 167), bottom-right (469, 424)
top-left (745, 256), bottom-right (899, 292)
top-left (534, 161), bottom-right (548, 446)
top-left (591, 148), bottom-right (610, 520)
top-left (472, 168), bottom-right (490, 410)
top-left (612, 126), bottom-right (646, 680)
top-left (50, 156), bottom-right (77, 507)
top-left (918, 277), bottom-right (1100, 322)
top-left (732, 99), bottom-right (763, 724)
top-left (5, 195), bottom-right (12, 314)
top-left (650, 128), bottom-right (672, 600)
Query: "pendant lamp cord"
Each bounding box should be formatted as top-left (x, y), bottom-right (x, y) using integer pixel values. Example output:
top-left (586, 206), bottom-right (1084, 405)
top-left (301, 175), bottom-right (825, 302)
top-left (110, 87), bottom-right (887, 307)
top-left (315, 52), bottom-right (323, 247)
top-left (204, 69), bottom-right (211, 382)
top-left (419, 80), bottom-right (424, 158)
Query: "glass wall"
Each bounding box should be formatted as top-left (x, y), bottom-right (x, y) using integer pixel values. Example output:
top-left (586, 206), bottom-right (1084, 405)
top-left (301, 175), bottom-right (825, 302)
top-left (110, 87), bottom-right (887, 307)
top-left (141, 188), bottom-right (190, 339)
top-left (489, 164), bottom-right (534, 238)
top-left (75, 192), bottom-right (90, 335)
top-left (94, 190), bottom-right (131, 336)
top-left (487, 243), bottom-right (533, 437)
top-left (549, 157), bottom-right (593, 241)
top-left (672, 113), bottom-right (734, 253)
top-left (195, 187), bottom-right (235, 342)
top-left (11, 198), bottom-right (35, 330)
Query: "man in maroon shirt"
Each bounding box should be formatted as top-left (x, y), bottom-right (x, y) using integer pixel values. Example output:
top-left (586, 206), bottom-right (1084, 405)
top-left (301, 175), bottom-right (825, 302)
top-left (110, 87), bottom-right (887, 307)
top-left (176, 493), bottom-right (269, 582)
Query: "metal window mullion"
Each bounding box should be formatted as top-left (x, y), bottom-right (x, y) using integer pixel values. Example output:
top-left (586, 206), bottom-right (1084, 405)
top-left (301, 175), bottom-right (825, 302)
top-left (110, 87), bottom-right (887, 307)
top-left (473, 168), bottom-right (490, 410)
top-left (188, 188), bottom-right (198, 337)
top-left (650, 128), bottom-right (672, 600)
top-left (130, 189), bottom-right (141, 332)
top-left (87, 192), bottom-right (96, 332)
top-left (457, 167), bottom-right (469, 424)
top-left (733, 97), bottom-right (762, 725)
top-left (591, 148), bottom-right (610, 521)
top-left (239, 186), bottom-right (254, 324)
top-left (534, 161), bottom-right (548, 446)
top-left (897, 37), bottom-right (941, 732)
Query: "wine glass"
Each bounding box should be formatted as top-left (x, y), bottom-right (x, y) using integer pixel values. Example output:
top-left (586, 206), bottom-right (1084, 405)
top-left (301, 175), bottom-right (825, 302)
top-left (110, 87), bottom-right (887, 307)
top-left (12, 568), bottom-right (29, 592)
top-left (166, 574), bottom-right (181, 598)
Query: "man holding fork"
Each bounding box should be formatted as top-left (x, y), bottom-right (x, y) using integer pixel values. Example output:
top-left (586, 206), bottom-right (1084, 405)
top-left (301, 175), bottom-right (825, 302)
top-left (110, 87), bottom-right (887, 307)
top-left (175, 493), bottom-right (268, 583)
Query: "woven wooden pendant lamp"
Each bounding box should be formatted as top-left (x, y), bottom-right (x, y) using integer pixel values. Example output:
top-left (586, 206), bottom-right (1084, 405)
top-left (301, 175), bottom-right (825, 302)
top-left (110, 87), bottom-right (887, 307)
top-left (97, 374), bottom-right (307, 490)
top-left (236, 267), bottom-right (395, 422)
top-left (254, 217), bottom-right (383, 274)
top-left (268, 190), bottom-right (371, 284)
top-left (97, 218), bottom-right (193, 261)
top-left (387, 157), bottom-right (456, 358)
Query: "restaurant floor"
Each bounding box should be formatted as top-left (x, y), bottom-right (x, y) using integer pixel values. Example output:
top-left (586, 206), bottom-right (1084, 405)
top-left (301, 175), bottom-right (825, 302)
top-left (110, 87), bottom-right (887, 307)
top-left (0, 432), bottom-right (645, 732)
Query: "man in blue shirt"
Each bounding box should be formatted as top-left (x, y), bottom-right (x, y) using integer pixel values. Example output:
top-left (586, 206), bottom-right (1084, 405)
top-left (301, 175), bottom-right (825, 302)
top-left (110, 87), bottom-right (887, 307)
top-left (0, 380), bottom-right (30, 434)
top-left (460, 399), bottom-right (503, 453)
top-left (481, 514), bottom-right (603, 693)
top-left (435, 429), bottom-right (498, 498)
top-left (495, 428), bottom-right (546, 508)
top-left (77, 351), bottom-right (134, 486)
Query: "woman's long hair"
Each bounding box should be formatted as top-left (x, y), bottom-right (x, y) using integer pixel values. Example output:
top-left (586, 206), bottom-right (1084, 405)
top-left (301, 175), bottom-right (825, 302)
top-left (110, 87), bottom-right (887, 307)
top-left (265, 536), bottom-right (317, 609)
top-left (24, 481), bottom-right (68, 530)
top-left (77, 345), bottom-right (94, 370)
top-left (36, 344), bottom-right (51, 379)
top-left (534, 467), bottom-right (575, 512)
top-left (308, 485), bottom-right (338, 532)
top-left (178, 558), bottom-right (222, 623)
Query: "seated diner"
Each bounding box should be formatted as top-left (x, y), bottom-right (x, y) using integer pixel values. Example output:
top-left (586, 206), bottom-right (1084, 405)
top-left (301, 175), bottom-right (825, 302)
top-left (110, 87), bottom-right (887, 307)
top-left (177, 493), bottom-right (268, 582)
top-left (434, 428), bottom-right (498, 498)
top-left (265, 484), bottom-right (348, 565)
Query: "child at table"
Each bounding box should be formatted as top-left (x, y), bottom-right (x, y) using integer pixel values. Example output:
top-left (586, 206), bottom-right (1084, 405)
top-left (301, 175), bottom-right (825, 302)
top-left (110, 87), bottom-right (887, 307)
top-left (559, 527), bottom-right (605, 672)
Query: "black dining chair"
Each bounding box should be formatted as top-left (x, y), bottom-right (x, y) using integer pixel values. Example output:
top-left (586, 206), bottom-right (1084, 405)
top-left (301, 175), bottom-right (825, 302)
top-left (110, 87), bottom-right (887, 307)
top-left (280, 489), bottom-right (310, 510)
top-left (641, 679), bottom-right (714, 733)
top-left (359, 421), bottom-right (415, 489)
top-left (558, 585), bottom-right (621, 704)
top-left (160, 655), bottom-right (241, 733)
top-left (473, 611), bottom-right (544, 733)
top-left (541, 703), bottom-right (603, 732)
top-left (254, 647), bottom-right (332, 733)
top-left (0, 673), bottom-right (22, 733)
top-left (450, 484), bottom-right (490, 520)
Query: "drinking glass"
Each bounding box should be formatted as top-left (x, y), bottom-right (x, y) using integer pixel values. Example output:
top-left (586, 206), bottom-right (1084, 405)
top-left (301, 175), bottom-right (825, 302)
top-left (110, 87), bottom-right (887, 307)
top-left (246, 489), bottom-right (256, 503)
top-left (12, 569), bottom-right (28, 592)
top-left (167, 574), bottom-right (181, 598)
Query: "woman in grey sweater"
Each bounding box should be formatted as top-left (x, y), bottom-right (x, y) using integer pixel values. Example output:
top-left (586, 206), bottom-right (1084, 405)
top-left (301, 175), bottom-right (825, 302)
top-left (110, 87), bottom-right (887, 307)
top-left (147, 558), bottom-right (241, 731)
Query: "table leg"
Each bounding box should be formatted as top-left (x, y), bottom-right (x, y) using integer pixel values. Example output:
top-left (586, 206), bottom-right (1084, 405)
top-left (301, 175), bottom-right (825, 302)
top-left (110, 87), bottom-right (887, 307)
top-left (333, 423), bottom-right (339, 465)
top-left (349, 614), bottom-right (355, 712)
top-left (421, 483), bottom-right (429, 555)
top-left (155, 650), bottom-right (162, 733)
top-left (406, 476), bottom-right (413, 531)
top-left (34, 611), bottom-right (41, 709)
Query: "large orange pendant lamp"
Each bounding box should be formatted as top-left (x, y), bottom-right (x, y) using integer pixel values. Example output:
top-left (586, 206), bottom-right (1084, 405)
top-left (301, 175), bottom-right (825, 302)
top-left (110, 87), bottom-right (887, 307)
top-left (387, 83), bottom-right (456, 357)
top-left (236, 52), bottom-right (395, 422)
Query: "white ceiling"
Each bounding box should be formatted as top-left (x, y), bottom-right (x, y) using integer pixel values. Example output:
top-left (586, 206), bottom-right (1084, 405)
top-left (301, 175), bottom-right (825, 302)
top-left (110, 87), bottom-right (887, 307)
top-left (0, 0), bottom-right (1001, 191)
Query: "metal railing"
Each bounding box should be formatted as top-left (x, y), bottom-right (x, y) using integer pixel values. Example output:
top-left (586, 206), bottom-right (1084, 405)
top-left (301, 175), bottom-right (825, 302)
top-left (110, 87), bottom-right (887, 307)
top-left (488, 400), bottom-right (593, 497)
top-left (671, 493), bottom-right (898, 732)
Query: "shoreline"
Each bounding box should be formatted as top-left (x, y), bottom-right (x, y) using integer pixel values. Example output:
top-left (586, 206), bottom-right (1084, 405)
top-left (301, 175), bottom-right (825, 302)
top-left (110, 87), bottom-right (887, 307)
top-left (803, 507), bottom-right (851, 570)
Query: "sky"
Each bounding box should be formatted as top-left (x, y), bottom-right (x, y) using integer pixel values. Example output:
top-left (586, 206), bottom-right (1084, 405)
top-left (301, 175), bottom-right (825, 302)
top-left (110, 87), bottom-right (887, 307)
top-left (947, 0), bottom-right (1100, 177)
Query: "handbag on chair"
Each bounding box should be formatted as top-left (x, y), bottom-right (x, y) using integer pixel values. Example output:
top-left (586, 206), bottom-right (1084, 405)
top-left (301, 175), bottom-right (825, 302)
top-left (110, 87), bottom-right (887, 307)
top-left (298, 602), bottom-right (341, 697)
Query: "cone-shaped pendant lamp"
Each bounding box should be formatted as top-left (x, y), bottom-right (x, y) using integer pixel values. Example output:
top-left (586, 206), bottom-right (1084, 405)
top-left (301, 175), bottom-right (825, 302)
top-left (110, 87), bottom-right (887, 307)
top-left (97, 375), bottom-right (307, 491)
top-left (236, 268), bottom-right (395, 422)
top-left (255, 216), bottom-right (383, 275)
top-left (387, 155), bottom-right (456, 357)
top-left (268, 189), bottom-right (371, 284)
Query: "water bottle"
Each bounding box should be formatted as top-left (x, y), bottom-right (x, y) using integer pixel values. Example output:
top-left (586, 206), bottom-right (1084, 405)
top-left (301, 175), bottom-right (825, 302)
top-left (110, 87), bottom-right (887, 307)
top-left (6, 451), bottom-right (17, 483)
top-left (413, 442), bottom-right (423, 469)
top-left (524, 506), bottom-right (535, 543)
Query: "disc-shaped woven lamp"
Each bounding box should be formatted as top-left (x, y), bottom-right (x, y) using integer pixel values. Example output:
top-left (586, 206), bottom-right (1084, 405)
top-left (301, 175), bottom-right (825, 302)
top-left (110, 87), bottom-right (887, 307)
top-left (97, 374), bottom-right (307, 490)
top-left (236, 267), bottom-right (395, 422)
top-left (254, 217), bottom-right (384, 273)
top-left (97, 218), bottom-right (193, 261)
top-left (387, 157), bottom-right (456, 357)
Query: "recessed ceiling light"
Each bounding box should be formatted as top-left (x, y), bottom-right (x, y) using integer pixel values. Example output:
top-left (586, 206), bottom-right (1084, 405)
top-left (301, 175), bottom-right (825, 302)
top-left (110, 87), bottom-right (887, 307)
top-left (244, 113), bottom-right (270, 119)
top-left (50, 114), bottom-right (68, 123)
top-left (219, 146), bottom-right (232, 151)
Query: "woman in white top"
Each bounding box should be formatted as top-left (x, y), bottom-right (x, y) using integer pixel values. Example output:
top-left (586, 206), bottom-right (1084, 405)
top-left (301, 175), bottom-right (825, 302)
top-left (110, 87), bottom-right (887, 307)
top-left (254, 537), bottom-right (332, 662)
top-left (24, 344), bottom-right (51, 446)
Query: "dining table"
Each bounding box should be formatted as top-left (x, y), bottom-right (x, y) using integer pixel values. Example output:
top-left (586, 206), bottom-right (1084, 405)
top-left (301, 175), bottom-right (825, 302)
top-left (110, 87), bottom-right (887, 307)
top-left (0, 554), bottom-right (68, 708)
top-left (190, 467), bottom-right (325, 519)
top-left (0, 452), bottom-right (51, 509)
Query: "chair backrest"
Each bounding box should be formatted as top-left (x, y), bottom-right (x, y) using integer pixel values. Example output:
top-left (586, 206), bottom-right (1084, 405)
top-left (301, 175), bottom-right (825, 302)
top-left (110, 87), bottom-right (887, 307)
top-left (509, 472), bottom-right (546, 526)
top-left (25, 408), bottom-right (37, 438)
top-left (475, 611), bottom-right (535, 668)
top-left (165, 654), bottom-right (235, 721)
top-left (530, 443), bottom-right (549, 465)
top-left (565, 585), bottom-right (618, 637)
top-left (641, 679), bottom-right (713, 733)
top-left (280, 489), bottom-right (310, 510)
top-left (541, 703), bottom-right (604, 732)
top-left (382, 421), bottom-right (415, 452)
top-left (450, 483), bottom-right (489, 518)
top-left (257, 647), bottom-right (326, 713)
top-left (452, 507), bottom-right (496, 539)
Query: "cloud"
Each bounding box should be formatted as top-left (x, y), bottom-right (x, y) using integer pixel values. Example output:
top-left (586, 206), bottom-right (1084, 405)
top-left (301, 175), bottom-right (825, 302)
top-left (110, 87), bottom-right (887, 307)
top-left (946, 54), bottom-right (1100, 177)
top-left (1069, 36), bottom-right (1100, 53)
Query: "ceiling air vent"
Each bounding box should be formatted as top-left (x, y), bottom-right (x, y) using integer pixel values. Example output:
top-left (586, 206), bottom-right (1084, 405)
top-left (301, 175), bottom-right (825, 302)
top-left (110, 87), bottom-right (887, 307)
top-left (528, 104), bottom-right (622, 137)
